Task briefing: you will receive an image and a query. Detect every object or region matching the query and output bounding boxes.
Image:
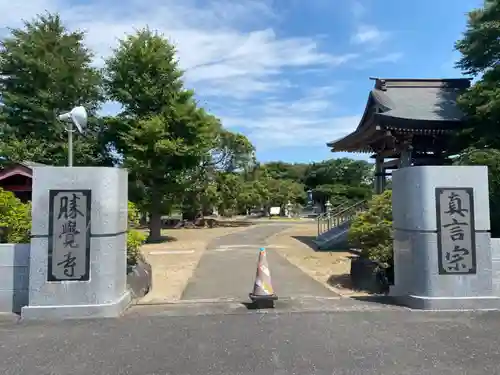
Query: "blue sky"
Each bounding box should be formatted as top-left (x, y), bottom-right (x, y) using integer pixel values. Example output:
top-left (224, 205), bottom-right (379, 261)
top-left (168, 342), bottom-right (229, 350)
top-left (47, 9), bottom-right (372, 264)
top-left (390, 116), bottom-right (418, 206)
top-left (2, 0), bottom-right (484, 163)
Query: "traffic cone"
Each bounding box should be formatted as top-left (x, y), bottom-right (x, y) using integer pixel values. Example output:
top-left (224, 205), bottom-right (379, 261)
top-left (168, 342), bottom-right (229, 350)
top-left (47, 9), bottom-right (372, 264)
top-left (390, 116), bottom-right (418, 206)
top-left (249, 247), bottom-right (278, 308)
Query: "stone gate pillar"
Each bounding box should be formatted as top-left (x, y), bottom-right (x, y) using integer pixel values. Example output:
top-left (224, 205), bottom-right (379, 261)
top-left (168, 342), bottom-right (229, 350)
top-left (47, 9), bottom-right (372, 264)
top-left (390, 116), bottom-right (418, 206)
top-left (390, 165), bottom-right (500, 310)
top-left (21, 167), bottom-right (130, 319)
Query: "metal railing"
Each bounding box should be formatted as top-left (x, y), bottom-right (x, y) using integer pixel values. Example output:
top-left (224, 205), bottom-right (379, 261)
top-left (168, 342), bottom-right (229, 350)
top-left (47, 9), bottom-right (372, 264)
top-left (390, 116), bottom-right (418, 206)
top-left (316, 202), bottom-right (345, 234)
top-left (317, 200), bottom-right (368, 237)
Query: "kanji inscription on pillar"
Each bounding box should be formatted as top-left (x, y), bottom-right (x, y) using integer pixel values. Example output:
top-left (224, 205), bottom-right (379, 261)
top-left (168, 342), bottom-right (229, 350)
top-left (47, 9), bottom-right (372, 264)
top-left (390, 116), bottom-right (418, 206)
top-left (435, 187), bottom-right (476, 275)
top-left (48, 190), bottom-right (91, 281)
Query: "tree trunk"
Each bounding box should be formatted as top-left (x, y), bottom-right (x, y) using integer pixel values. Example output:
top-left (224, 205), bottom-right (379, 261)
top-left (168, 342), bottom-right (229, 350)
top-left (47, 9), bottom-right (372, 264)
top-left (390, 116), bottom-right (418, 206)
top-left (148, 211), bottom-right (162, 242)
top-left (139, 213), bottom-right (148, 227)
top-left (148, 192), bottom-right (163, 242)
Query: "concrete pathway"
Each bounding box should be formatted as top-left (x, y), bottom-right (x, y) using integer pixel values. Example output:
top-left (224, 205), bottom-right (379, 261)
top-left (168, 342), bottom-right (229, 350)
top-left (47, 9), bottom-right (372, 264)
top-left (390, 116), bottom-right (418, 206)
top-left (181, 224), bottom-right (337, 301)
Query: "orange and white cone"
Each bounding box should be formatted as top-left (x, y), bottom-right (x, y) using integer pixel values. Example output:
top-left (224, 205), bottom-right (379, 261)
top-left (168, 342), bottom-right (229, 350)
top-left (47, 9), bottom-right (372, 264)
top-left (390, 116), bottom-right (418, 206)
top-left (249, 247), bottom-right (278, 304)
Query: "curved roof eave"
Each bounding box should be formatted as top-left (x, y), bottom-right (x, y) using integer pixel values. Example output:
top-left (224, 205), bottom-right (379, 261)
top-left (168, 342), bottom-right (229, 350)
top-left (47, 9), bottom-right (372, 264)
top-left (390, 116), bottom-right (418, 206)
top-left (355, 91), bottom-right (376, 131)
top-left (326, 91), bottom-right (379, 148)
top-left (327, 89), bottom-right (389, 149)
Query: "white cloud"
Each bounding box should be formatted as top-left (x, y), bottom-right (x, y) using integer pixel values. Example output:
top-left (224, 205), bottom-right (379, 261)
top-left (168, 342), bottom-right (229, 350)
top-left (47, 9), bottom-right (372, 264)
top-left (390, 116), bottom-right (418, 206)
top-left (47, 0), bottom-right (356, 101)
top-left (218, 85), bottom-right (360, 149)
top-left (351, 24), bottom-right (388, 45)
top-left (0, 0), bottom-right (363, 152)
top-left (226, 113), bottom-right (361, 150)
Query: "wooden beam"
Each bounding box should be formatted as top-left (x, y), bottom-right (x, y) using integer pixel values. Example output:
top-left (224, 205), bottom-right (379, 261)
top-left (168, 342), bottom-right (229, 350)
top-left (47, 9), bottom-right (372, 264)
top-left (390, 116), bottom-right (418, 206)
top-left (371, 149), bottom-right (399, 158)
top-left (0, 184), bottom-right (32, 192)
top-left (382, 159), bottom-right (399, 169)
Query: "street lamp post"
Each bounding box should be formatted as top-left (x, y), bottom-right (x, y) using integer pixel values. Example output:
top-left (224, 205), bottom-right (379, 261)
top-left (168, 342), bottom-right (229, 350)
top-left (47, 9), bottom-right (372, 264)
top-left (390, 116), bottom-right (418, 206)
top-left (57, 106), bottom-right (88, 167)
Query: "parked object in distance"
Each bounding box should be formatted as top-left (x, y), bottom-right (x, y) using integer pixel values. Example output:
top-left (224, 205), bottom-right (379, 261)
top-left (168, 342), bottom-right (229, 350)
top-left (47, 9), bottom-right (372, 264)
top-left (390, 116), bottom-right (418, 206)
top-left (269, 207), bottom-right (280, 216)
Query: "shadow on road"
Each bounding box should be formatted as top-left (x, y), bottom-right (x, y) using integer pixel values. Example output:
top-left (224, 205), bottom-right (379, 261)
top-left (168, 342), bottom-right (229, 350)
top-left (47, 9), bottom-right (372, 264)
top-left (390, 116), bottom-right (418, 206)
top-left (292, 236), bottom-right (361, 255)
top-left (291, 235), bottom-right (318, 250)
top-left (327, 273), bottom-right (353, 290)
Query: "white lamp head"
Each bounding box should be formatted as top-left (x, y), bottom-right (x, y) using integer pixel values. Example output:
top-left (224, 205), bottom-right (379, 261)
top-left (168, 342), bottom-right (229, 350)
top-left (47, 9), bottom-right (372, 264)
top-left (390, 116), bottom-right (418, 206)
top-left (58, 106), bottom-right (88, 133)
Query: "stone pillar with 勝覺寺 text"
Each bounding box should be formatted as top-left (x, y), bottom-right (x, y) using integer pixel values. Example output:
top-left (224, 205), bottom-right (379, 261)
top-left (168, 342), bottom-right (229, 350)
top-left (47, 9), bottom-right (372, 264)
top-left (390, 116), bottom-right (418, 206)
top-left (390, 165), bottom-right (500, 310)
top-left (21, 167), bottom-right (131, 320)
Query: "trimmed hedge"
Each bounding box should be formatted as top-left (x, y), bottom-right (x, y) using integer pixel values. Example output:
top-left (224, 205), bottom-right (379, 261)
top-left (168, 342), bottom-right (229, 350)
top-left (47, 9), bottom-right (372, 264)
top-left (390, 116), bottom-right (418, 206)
top-left (348, 190), bottom-right (393, 266)
top-left (0, 188), bottom-right (31, 243)
top-left (127, 201), bottom-right (147, 265)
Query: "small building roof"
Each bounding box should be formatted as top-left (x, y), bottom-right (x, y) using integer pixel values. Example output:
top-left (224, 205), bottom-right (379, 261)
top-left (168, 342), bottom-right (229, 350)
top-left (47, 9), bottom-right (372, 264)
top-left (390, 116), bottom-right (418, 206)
top-left (0, 160), bottom-right (47, 182)
top-left (327, 78), bottom-right (471, 153)
top-left (19, 161), bottom-right (47, 168)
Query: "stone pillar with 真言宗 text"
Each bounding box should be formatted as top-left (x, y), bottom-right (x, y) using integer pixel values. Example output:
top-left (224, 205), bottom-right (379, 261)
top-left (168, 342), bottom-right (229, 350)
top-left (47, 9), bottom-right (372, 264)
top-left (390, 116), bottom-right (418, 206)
top-left (390, 165), bottom-right (500, 310)
top-left (21, 167), bottom-right (130, 320)
top-left (436, 188), bottom-right (476, 275)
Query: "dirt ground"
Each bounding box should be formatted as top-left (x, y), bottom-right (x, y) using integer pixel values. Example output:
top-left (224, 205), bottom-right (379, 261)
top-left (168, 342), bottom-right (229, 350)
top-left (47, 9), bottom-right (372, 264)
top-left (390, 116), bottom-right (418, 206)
top-left (267, 223), bottom-right (368, 297)
top-left (139, 226), bottom-right (249, 303)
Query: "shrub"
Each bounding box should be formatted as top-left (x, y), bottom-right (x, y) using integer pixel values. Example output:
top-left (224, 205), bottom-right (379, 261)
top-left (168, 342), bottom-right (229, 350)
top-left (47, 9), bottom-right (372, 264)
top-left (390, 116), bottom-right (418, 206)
top-left (348, 190), bottom-right (393, 266)
top-left (128, 201), bottom-right (141, 228)
top-left (127, 229), bottom-right (147, 266)
top-left (0, 188), bottom-right (31, 243)
top-left (127, 201), bottom-right (146, 265)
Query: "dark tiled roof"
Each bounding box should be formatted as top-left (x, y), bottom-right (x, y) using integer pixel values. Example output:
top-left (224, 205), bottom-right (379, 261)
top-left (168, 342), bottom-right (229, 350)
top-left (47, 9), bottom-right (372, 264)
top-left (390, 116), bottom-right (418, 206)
top-left (372, 78), bottom-right (469, 123)
top-left (327, 78), bottom-right (471, 152)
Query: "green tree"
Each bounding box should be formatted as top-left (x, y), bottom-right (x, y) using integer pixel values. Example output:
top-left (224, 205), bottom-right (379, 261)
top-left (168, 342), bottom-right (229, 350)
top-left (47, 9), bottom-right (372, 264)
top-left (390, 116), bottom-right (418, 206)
top-left (261, 162), bottom-right (308, 182)
top-left (174, 128), bottom-right (254, 220)
top-left (212, 130), bottom-right (256, 173)
top-left (215, 172), bottom-right (243, 216)
top-left (104, 29), bottom-right (219, 241)
top-left (0, 13), bottom-right (111, 166)
top-left (455, 0), bottom-right (500, 148)
top-left (454, 148), bottom-right (500, 237)
top-left (236, 181), bottom-right (258, 214)
top-left (263, 178), bottom-right (306, 208)
top-left (189, 129), bottom-right (255, 218)
top-left (314, 184), bottom-right (372, 207)
top-left (303, 158), bottom-right (373, 189)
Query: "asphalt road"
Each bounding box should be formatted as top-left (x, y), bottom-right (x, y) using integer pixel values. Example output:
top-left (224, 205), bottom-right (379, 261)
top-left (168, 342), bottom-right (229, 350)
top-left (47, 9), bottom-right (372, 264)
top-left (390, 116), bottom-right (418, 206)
top-left (182, 224), bottom-right (335, 301)
top-left (4, 223), bottom-right (499, 374)
top-left (2, 301), bottom-right (500, 374)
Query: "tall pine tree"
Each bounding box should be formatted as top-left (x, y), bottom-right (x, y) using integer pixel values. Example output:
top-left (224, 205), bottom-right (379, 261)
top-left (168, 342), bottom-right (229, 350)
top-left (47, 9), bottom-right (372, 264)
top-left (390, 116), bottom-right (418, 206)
top-left (0, 13), bottom-right (112, 166)
top-left (104, 29), bottom-right (220, 240)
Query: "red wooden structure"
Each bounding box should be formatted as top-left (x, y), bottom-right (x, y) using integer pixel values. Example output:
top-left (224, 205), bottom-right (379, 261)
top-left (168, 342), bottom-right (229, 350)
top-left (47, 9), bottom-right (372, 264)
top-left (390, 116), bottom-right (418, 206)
top-left (0, 162), bottom-right (44, 202)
